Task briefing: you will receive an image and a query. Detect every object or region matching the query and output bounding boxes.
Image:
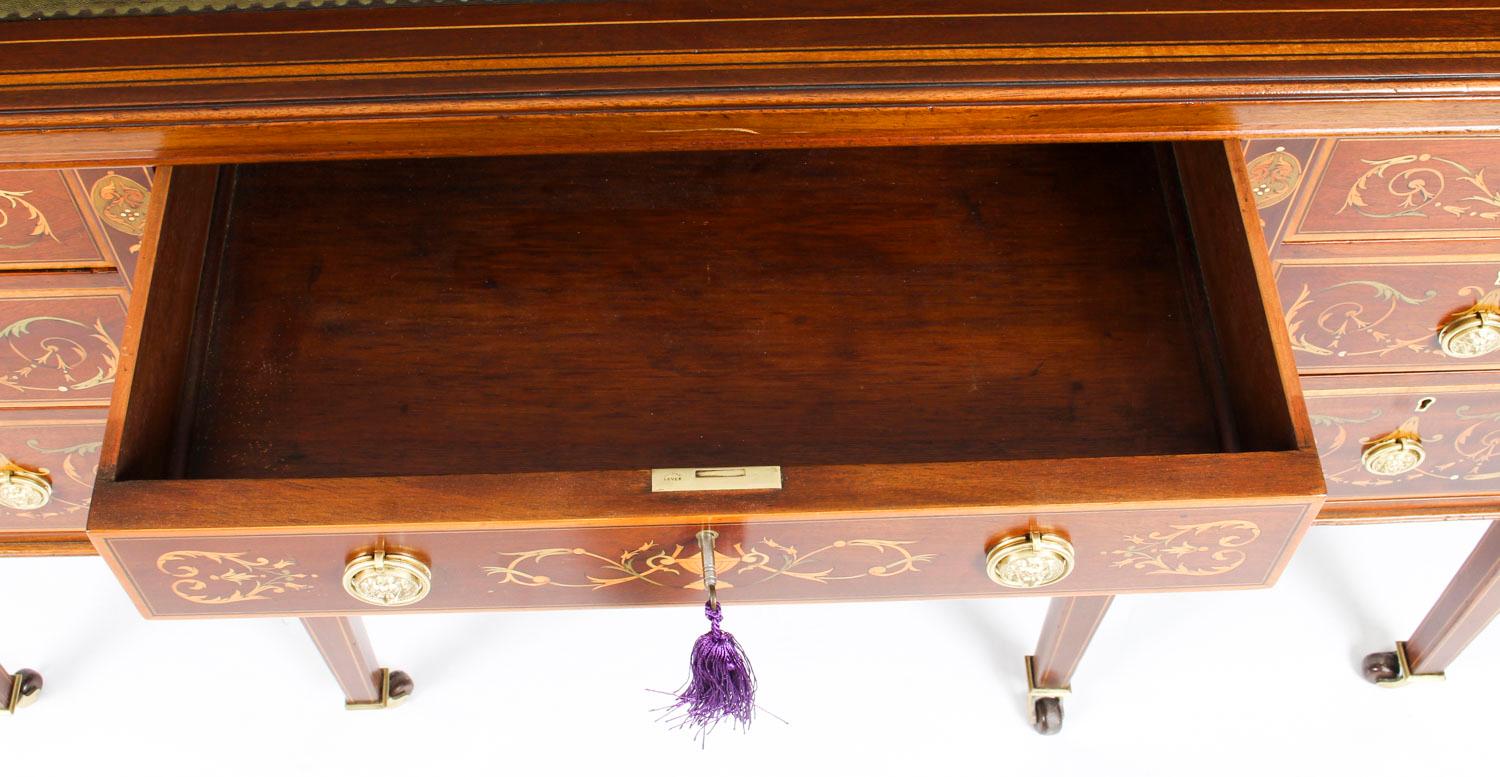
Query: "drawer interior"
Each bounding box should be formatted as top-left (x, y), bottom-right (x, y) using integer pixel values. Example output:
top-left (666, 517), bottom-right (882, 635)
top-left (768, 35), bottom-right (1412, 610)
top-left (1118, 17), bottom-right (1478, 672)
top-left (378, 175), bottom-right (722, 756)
top-left (92, 139), bottom-right (1320, 539)
top-left (175, 143), bottom-right (1234, 479)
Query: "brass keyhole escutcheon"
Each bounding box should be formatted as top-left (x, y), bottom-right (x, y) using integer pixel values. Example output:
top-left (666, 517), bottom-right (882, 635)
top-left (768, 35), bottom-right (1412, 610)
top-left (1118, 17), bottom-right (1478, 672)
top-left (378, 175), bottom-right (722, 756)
top-left (985, 530), bottom-right (1075, 589)
top-left (1361, 436), bottom-right (1426, 476)
top-left (1438, 308), bottom-right (1500, 359)
top-left (342, 550), bottom-right (432, 607)
top-left (0, 463), bottom-right (51, 511)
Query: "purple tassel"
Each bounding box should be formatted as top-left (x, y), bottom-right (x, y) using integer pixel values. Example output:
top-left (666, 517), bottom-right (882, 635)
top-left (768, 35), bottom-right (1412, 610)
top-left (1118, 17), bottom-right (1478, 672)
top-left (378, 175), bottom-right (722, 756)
top-left (666, 601), bottom-right (756, 734)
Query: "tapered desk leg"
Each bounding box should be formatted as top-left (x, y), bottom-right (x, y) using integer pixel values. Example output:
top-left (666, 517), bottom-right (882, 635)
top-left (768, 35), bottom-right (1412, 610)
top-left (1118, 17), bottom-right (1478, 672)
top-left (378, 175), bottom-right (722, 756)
top-left (1364, 521), bottom-right (1500, 687)
top-left (0, 662), bottom-right (42, 714)
top-left (301, 617), bottom-right (413, 709)
top-left (1026, 595), bottom-right (1113, 735)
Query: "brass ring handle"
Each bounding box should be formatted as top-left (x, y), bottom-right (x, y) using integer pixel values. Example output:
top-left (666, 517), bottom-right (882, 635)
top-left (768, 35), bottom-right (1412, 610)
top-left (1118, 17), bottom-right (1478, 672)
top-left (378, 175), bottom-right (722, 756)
top-left (1362, 436), bottom-right (1426, 476)
top-left (342, 551), bottom-right (432, 607)
top-left (1438, 308), bottom-right (1500, 358)
top-left (985, 530), bottom-right (1075, 589)
top-left (0, 463), bottom-right (51, 511)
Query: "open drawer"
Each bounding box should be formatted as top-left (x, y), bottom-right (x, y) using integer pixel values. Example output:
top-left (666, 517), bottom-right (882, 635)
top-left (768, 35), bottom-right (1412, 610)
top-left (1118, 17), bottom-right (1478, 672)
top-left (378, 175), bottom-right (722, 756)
top-left (89, 141), bottom-right (1323, 618)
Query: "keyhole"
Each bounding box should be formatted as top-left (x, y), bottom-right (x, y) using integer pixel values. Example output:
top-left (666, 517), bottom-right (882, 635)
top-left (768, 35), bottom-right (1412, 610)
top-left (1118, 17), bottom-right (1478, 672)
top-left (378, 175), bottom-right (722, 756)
top-left (1416, 396), bottom-right (1437, 413)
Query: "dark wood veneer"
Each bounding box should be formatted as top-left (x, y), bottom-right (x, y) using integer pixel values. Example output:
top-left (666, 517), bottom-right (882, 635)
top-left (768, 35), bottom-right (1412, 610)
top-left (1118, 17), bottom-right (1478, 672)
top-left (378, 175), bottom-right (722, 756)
top-left (185, 145), bottom-right (1226, 479)
top-left (5, 2), bottom-right (1500, 165)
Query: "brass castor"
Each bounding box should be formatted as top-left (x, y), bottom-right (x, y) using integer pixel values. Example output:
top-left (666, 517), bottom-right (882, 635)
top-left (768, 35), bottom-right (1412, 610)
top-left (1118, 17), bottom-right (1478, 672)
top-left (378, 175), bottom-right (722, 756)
top-left (1032, 696), bottom-right (1063, 735)
top-left (1362, 651), bottom-right (1401, 684)
top-left (346, 668), bottom-right (414, 710)
top-left (1024, 655), bottom-right (1070, 735)
top-left (4, 668), bottom-right (42, 713)
top-left (1361, 641), bottom-right (1444, 688)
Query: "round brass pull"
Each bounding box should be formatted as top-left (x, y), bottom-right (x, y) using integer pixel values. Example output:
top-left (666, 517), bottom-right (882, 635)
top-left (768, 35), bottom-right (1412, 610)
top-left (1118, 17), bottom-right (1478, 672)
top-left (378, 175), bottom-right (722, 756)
top-left (1438, 308), bottom-right (1500, 358)
top-left (985, 530), bottom-right (1075, 589)
top-left (0, 463), bottom-right (51, 511)
top-left (1362, 436), bottom-right (1426, 476)
top-left (342, 551), bottom-right (432, 607)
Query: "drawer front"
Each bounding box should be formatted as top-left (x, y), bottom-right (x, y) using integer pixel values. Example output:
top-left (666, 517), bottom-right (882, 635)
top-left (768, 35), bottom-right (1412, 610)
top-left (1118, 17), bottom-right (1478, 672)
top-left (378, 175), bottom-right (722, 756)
top-left (0, 407), bottom-right (107, 532)
top-left (100, 503), bottom-right (1312, 618)
top-left (69, 168), bottom-right (152, 288)
top-left (1243, 138), bottom-right (1321, 254)
top-left (0, 170), bottom-right (111, 270)
top-left (1280, 261), bottom-right (1500, 372)
top-left (0, 168), bottom-right (151, 277)
top-left (1307, 378), bottom-right (1500, 501)
top-left (0, 287), bottom-right (128, 407)
top-left (1285, 136), bottom-right (1500, 244)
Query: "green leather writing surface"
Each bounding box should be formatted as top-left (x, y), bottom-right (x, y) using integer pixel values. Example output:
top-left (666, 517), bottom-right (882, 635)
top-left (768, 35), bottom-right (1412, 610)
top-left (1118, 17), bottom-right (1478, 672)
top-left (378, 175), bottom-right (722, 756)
top-left (0, 0), bottom-right (570, 20)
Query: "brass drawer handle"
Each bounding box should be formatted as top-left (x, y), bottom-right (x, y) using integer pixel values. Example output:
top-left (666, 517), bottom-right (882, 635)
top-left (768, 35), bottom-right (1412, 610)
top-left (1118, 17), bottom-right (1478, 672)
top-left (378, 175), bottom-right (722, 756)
top-left (1438, 308), bottom-right (1500, 358)
top-left (0, 457), bottom-right (51, 511)
top-left (1362, 436), bottom-right (1426, 476)
top-left (342, 551), bottom-right (432, 607)
top-left (985, 530), bottom-right (1075, 589)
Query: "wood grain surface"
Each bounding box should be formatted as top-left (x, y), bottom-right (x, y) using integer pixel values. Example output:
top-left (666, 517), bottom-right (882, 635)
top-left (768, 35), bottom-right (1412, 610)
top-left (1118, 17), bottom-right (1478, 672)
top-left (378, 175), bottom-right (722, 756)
top-left (1033, 595), bottom-right (1115, 689)
top-left (1405, 520), bottom-right (1500, 673)
top-left (184, 145), bottom-right (1226, 479)
top-left (5, 2), bottom-right (1500, 164)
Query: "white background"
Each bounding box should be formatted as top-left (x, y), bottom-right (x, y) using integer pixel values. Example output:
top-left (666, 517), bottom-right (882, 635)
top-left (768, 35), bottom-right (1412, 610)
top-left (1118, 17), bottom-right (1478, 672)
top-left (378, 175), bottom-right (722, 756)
top-left (1, 519), bottom-right (1494, 775)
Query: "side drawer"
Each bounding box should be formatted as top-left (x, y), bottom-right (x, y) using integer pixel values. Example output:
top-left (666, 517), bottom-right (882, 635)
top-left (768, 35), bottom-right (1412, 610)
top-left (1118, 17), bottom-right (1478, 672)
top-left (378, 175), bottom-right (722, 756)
top-left (1279, 260), bottom-right (1500, 372)
top-left (97, 502), bottom-right (1313, 618)
top-left (1306, 373), bottom-right (1500, 502)
top-left (0, 406), bottom-right (107, 532)
top-left (0, 279), bottom-right (128, 407)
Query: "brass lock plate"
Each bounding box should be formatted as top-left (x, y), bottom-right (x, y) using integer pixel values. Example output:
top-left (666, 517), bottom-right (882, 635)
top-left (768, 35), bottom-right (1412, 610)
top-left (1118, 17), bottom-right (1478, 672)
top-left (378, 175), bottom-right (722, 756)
top-left (650, 466), bottom-right (782, 493)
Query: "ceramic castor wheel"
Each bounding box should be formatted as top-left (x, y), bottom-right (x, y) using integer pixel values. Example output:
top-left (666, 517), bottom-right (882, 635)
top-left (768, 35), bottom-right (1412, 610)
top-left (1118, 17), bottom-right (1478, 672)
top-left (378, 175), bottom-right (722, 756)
top-left (1032, 696), bottom-right (1063, 735)
top-left (387, 670), bottom-right (414, 705)
top-left (1362, 651), bottom-right (1401, 685)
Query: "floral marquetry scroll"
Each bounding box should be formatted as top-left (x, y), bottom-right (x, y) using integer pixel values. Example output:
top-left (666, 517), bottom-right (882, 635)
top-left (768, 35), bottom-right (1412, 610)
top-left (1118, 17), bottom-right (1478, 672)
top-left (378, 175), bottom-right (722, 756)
top-left (485, 538), bottom-right (935, 591)
top-left (1278, 264), bottom-right (1500, 371)
top-left (1289, 138), bottom-right (1500, 241)
top-left (1108, 520), bottom-right (1262, 577)
top-left (1284, 279), bottom-right (1438, 359)
top-left (0, 170), bottom-right (111, 269)
top-left (1247, 147), bottom-right (1304, 209)
top-left (0, 189), bottom-right (56, 250)
top-left (86, 172), bottom-right (149, 238)
top-left (0, 316), bottom-right (120, 398)
top-left (0, 293), bottom-right (128, 407)
top-left (157, 551), bottom-right (316, 605)
top-left (72, 167), bottom-right (153, 283)
top-left (1339, 153), bottom-right (1500, 222)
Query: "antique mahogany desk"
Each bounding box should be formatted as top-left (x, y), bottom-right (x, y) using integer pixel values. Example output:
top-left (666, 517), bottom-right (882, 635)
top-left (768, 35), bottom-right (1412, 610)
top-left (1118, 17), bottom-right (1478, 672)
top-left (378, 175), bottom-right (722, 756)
top-left (0, 1), bottom-right (1497, 731)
